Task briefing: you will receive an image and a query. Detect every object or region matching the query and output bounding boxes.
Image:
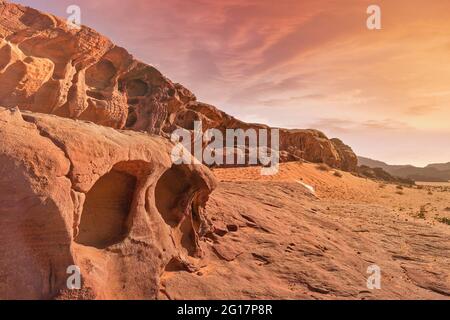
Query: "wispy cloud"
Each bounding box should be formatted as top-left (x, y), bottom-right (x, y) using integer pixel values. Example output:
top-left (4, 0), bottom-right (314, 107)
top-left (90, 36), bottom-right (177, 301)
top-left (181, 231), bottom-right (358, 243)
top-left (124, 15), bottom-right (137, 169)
top-left (405, 105), bottom-right (440, 116)
top-left (307, 118), bottom-right (412, 134)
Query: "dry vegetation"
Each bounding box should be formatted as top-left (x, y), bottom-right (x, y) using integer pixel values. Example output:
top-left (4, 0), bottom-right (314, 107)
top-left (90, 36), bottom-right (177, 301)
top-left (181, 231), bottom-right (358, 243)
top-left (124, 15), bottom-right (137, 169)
top-left (316, 163), bottom-right (331, 171)
top-left (333, 171), bottom-right (343, 178)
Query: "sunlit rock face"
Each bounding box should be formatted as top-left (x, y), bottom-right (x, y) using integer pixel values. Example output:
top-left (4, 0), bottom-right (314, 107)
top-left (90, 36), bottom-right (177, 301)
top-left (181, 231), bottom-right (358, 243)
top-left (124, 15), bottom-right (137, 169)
top-left (0, 107), bottom-right (216, 299)
top-left (0, 0), bottom-right (191, 134)
top-left (0, 0), bottom-right (357, 171)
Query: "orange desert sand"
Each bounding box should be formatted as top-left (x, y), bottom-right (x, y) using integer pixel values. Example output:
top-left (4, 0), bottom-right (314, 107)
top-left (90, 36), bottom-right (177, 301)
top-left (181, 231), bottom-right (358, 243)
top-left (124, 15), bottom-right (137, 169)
top-left (159, 163), bottom-right (450, 299)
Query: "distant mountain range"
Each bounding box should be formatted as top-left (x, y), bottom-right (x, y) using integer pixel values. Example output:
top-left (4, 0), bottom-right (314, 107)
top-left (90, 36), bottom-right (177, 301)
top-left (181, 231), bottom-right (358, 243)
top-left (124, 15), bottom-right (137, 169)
top-left (358, 157), bottom-right (450, 182)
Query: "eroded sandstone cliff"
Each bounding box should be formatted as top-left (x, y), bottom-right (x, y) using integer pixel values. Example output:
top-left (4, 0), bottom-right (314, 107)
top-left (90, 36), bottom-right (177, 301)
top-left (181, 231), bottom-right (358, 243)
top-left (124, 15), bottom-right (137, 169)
top-left (0, 106), bottom-right (216, 299)
top-left (0, 0), bottom-right (357, 171)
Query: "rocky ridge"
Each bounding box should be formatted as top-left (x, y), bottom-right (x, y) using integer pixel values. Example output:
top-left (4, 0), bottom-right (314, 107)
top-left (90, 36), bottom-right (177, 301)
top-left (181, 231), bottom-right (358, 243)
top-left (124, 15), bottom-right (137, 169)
top-left (0, 0), bottom-right (357, 171)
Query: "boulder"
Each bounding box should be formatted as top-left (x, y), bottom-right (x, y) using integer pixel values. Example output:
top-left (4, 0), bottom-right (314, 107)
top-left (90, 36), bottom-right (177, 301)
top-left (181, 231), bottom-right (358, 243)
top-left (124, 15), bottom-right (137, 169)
top-left (0, 106), bottom-right (216, 299)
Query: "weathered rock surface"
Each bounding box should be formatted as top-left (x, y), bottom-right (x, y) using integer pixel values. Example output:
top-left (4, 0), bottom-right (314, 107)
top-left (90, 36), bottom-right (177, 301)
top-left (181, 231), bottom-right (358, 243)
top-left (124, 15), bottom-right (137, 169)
top-left (0, 0), bottom-right (188, 134)
top-left (0, 106), bottom-right (216, 299)
top-left (160, 163), bottom-right (449, 300)
top-left (0, 0), bottom-right (357, 171)
top-left (175, 102), bottom-right (358, 170)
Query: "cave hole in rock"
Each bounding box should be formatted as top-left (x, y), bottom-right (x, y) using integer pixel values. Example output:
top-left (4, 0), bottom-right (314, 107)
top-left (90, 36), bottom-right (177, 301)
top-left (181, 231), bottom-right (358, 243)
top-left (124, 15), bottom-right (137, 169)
top-left (126, 107), bottom-right (138, 127)
top-left (179, 214), bottom-right (198, 257)
top-left (126, 79), bottom-right (149, 97)
top-left (75, 164), bottom-right (138, 249)
top-left (85, 59), bottom-right (116, 89)
top-left (155, 164), bottom-right (204, 257)
top-left (127, 98), bottom-right (139, 105)
top-left (86, 90), bottom-right (105, 100)
top-left (155, 164), bottom-right (192, 227)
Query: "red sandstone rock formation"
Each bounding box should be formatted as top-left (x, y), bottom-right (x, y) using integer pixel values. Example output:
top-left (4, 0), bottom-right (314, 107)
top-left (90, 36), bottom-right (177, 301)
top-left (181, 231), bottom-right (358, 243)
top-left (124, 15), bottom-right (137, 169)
top-left (175, 102), bottom-right (357, 170)
top-left (0, 2), bottom-right (449, 301)
top-left (0, 0), bottom-right (357, 171)
top-left (330, 138), bottom-right (358, 172)
top-left (0, 106), bottom-right (216, 299)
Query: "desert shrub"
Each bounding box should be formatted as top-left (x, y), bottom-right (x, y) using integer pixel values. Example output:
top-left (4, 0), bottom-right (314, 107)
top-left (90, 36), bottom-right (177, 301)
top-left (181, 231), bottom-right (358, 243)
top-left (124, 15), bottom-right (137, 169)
top-left (396, 191), bottom-right (404, 195)
top-left (333, 171), bottom-right (343, 178)
top-left (417, 206), bottom-right (427, 219)
top-left (436, 217), bottom-right (450, 225)
top-left (316, 163), bottom-right (331, 171)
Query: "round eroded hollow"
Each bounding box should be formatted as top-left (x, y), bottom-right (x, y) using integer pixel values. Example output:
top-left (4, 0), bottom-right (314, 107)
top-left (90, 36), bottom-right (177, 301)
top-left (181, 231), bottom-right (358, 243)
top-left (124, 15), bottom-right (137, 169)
top-left (154, 164), bottom-right (201, 257)
top-left (126, 79), bottom-right (149, 97)
top-left (85, 59), bottom-right (116, 89)
top-left (154, 164), bottom-right (191, 227)
top-left (75, 169), bottom-right (137, 249)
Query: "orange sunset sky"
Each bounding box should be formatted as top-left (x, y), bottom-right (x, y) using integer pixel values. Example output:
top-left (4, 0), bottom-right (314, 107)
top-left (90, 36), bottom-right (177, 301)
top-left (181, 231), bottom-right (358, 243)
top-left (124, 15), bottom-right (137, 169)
top-left (15, 0), bottom-right (450, 166)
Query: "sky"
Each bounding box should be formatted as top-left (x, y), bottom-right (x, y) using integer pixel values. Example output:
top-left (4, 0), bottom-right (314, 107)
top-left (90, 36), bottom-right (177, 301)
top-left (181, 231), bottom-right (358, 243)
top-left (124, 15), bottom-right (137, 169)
top-left (13, 0), bottom-right (450, 166)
